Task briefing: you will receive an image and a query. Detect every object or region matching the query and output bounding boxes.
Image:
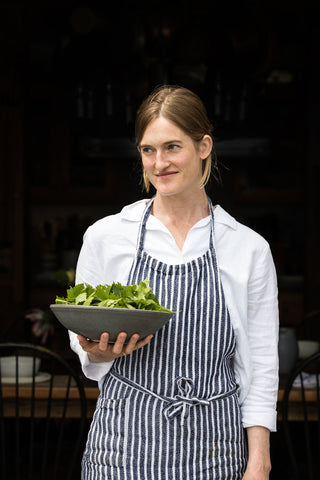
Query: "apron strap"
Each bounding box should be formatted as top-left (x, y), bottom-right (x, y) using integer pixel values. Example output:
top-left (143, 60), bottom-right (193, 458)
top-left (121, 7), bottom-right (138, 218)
top-left (135, 195), bottom-right (215, 254)
top-left (136, 196), bottom-right (155, 252)
top-left (207, 196), bottom-right (215, 250)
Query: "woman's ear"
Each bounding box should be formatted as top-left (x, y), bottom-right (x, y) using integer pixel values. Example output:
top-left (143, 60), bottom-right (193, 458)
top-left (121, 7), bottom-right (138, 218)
top-left (199, 135), bottom-right (213, 159)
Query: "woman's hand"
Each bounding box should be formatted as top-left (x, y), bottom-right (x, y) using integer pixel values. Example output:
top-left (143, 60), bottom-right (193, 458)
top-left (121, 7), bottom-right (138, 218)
top-left (242, 463), bottom-right (270, 480)
top-left (77, 331), bottom-right (153, 363)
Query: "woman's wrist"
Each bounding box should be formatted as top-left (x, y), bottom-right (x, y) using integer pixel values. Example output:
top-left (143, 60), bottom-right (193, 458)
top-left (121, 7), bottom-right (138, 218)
top-left (246, 456), bottom-right (271, 474)
top-left (245, 426), bottom-right (271, 474)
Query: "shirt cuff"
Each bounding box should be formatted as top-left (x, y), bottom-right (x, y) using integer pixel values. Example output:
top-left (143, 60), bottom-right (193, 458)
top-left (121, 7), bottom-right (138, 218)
top-left (81, 352), bottom-right (114, 382)
top-left (241, 409), bottom-right (278, 432)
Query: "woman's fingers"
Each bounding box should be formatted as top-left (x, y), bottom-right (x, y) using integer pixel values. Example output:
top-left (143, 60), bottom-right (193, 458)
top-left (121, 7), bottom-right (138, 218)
top-left (98, 332), bottom-right (110, 351)
top-left (136, 334), bottom-right (154, 349)
top-left (77, 334), bottom-right (96, 350)
top-left (77, 331), bottom-right (154, 361)
top-left (112, 332), bottom-right (128, 355)
top-left (123, 333), bottom-right (141, 354)
top-left (78, 333), bottom-right (114, 362)
top-left (123, 333), bottom-right (154, 355)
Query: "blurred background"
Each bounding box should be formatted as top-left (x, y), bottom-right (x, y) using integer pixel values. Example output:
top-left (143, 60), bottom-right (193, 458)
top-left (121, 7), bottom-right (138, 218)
top-left (0, 0), bottom-right (319, 354)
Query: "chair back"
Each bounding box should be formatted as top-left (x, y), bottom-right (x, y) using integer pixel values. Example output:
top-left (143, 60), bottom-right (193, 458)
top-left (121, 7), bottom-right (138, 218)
top-left (282, 351), bottom-right (320, 480)
top-left (0, 342), bottom-right (87, 480)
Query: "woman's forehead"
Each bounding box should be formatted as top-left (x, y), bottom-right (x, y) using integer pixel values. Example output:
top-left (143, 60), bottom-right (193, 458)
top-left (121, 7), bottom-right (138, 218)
top-left (141, 117), bottom-right (187, 144)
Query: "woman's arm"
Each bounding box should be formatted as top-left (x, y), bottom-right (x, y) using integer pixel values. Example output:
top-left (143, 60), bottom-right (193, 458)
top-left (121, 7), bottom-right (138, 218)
top-left (242, 243), bottom-right (279, 431)
top-left (242, 426), bottom-right (271, 480)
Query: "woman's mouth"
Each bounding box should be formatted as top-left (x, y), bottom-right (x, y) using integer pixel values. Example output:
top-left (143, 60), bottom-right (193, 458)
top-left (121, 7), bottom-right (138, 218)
top-left (156, 171), bottom-right (177, 178)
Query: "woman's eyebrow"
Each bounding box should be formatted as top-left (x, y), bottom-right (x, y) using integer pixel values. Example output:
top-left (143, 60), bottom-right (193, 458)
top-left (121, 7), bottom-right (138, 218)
top-left (163, 139), bottom-right (182, 145)
top-left (140, 139), bottom-right (182, 148)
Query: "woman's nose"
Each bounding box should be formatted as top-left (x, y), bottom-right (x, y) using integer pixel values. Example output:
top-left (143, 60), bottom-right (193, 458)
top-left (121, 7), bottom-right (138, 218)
top-left (155, 150), bottom-right (169, 169)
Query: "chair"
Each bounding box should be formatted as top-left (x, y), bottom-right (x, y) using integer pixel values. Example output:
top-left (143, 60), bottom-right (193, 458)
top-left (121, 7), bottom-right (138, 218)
top-left (282, 351), bottom-right (320, 480)
top-left (0, 343), bottom-right (87, 480)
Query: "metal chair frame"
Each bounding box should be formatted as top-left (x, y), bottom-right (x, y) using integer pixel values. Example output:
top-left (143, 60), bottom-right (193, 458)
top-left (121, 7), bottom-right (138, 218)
top-left (282, 351), bottom-right (320, 480)
top-left (0, 342), bottom-right (87, 480)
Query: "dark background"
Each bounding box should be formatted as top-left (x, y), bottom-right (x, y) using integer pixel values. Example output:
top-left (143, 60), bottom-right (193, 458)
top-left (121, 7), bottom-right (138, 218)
top-left (0, 1), bottom-right (319, 478)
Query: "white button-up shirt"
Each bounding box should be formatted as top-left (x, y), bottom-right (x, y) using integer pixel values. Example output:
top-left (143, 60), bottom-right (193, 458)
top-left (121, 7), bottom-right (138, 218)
top-left (70, 199), bottom-right (279, 431)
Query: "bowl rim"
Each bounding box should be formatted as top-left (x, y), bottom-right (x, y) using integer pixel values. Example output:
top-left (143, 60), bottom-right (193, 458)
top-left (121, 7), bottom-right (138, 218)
top-left (50, 304), bottom-right (172, 315)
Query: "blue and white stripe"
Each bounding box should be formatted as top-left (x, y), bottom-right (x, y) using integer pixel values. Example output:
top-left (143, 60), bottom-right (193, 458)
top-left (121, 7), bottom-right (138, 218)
top-left (82, 197), bottom-right (247, 479)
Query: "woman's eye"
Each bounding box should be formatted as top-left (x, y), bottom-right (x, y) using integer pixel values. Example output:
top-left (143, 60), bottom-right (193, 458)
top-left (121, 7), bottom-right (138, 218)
top-left (168, 144), bottom-right (179, 151)
top-left (141, 147), bottom-right (152, 154)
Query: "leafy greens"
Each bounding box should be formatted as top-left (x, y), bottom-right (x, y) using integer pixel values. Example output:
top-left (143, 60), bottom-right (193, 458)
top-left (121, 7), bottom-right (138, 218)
top-left (55, 278), bottom-right (172, 313)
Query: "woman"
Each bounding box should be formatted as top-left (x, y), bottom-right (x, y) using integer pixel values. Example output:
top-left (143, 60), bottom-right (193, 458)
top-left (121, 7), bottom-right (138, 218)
top-left (70, 85), bottom-right (279, 480)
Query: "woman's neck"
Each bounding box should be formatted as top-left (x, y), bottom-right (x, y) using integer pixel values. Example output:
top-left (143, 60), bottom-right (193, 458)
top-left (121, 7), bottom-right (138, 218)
top-left (153, 190), bottom-right (210, 223)
top-left (152, 191), bottom-right (211, 250)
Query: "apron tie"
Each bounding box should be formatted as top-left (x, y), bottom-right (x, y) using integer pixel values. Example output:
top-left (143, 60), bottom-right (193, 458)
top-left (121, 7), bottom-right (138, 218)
top-left (110, 370), bottom-right (238, 427)
top-left (163, 377), bottom-right (210, 425)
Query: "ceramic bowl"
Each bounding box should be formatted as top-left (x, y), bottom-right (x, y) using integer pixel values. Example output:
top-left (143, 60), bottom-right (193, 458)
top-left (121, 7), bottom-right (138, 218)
top-left (298, 340), bottom-right (320, 360)
top-left (50, 304), bottom-right (172, 342)
top-left (0, 356), bottom-right (41, 378)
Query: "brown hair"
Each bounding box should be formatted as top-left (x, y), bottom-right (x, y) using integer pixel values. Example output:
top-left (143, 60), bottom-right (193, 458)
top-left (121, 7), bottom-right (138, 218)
top-left (135, 85), bottom-right (218, 192)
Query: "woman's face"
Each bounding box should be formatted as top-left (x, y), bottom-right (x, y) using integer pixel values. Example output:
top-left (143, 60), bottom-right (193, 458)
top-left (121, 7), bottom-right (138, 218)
top-left (139, 116), bottom-right (211, 198)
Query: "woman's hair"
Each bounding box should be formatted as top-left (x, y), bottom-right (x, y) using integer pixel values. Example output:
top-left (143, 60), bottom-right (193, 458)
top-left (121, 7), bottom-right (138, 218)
top-left (135, 85), bottom-right (218, 192)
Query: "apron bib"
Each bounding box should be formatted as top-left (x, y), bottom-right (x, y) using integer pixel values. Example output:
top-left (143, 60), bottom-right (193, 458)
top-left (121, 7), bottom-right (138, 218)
top-left (82, 197), bottom-right (248, 479)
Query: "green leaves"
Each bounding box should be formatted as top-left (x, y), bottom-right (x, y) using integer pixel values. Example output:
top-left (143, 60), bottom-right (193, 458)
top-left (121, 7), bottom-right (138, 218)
top-left (55, 278), bottom-right (172, 313)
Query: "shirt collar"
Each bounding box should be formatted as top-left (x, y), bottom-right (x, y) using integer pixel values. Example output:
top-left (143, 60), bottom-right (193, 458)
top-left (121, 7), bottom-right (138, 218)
top-left (214, 205), bottom-right (238, 230)
top-left (120, 199), bottom-right (237, 231)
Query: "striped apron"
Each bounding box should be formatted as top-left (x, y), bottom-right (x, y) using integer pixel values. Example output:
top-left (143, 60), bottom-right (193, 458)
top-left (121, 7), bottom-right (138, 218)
top-left (82, 197), bottom-right (248, 479)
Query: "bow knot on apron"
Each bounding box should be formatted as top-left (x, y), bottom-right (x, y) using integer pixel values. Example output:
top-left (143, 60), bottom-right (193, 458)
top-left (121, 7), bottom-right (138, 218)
top-left (163, 377), bottom-right (210, 425)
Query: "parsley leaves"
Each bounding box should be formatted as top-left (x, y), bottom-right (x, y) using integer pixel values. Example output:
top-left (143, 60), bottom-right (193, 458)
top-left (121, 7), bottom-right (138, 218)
top-left (55, 278), bottom-right (172, 313)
